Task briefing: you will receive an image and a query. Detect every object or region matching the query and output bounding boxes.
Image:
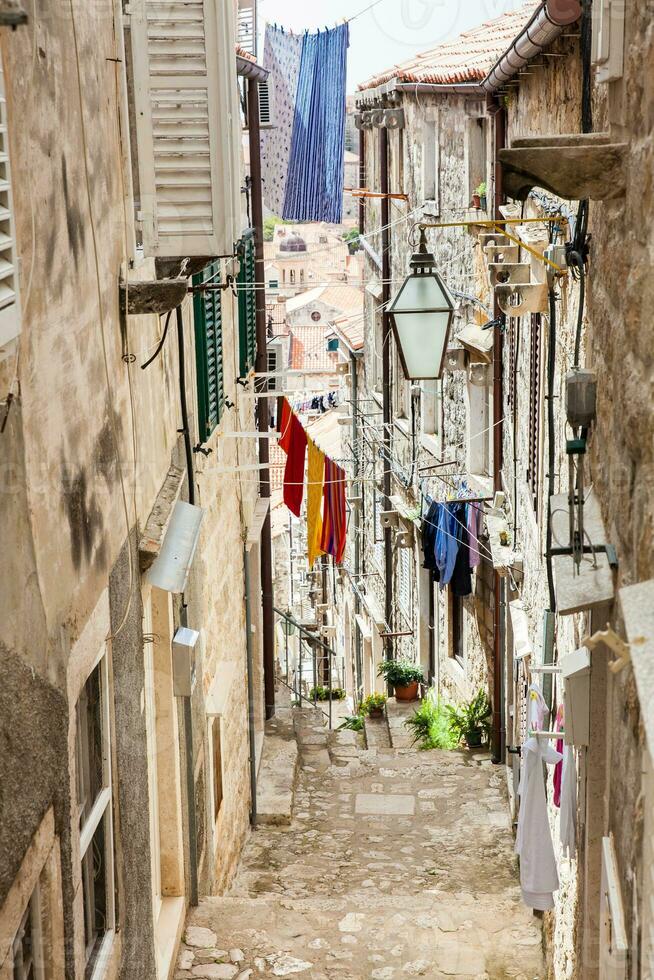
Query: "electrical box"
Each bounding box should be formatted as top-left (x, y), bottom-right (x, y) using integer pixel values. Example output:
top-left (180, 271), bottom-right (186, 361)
top-left (172, 626), bottom-right (200, 698)
top-left (561, 646), bottom-right (591, 746)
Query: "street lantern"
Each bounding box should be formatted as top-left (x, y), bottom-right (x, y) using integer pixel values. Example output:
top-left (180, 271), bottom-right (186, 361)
top-left (388, 228), bottom-right (456, 380)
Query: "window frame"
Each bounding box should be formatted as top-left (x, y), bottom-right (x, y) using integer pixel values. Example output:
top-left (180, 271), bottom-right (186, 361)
top-left (451, 592), bottom-right (465, 666)
top-left (193, 260), bottom-right (225, 442)
top-left (421, 111), bottom-right (440, 213)
top-left (11, 883), bottom-right (45, 980)
top-left (237, 229), bottom-right (257, 379)
top-left (76, 650), bottom-right (116, 979)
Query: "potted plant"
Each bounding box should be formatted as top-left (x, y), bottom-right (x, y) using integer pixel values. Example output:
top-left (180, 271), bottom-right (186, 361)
top-left (360, 693), bottom-right (387, 719)
top-left (377, 660), bottom-right (424, 702)
top-left (446, 689), bottom-right (492, 748)
top-left (310, 685), bottom-right (346, 702)
top-left (476, 182), bottom-right (487, 211)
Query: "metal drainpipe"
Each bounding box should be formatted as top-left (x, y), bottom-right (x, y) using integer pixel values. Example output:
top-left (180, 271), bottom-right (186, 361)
top-left (491, 100), bottom-right (506, 764)
top-left (243, 544), bottom-right (258, 827)
top-left (176, 304), bottom-right (199, 905)
top-left (358, 127), bottom-right (366, 236)
top-left (380, 125), bottom-right (394, 660)
top-left (351, 350), bottom-right (363, 698)
top-left (247, 77), bottom-right (275, 720)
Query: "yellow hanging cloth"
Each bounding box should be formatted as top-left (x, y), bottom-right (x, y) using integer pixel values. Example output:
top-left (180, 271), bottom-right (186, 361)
top-left (306, 436), bottom-right (325, 569)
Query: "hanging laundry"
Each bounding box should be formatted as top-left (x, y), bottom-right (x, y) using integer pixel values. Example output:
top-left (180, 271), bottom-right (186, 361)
top-left (515, 735), bottom-right (563, 911)
top-left (467, 502), bottom-right (483, 569)
top-left (306, 437), bottom-right (325, 569)
top-left (278, 397), bottom-right (293, 454)
top-left (450, 503), bottom-right (473, 598)
top-left (527, 684), bottom-right (549, 733)
top-left (435, 503), bottom-right (459, 585)
top-left (283, 413), bottom-right (307, 516)
top-left (559, 744), bottom-right (577, 859)
top-left (421, 500), bottom-right (440, 574)
top-left (260, 27), bottom-right (304, 216)
top-left (262, 23), bottom-right (349, 223)
top-left (553, 704), bottom-right (565, 808)
top-left (320, 457), bottom-right (347, 563)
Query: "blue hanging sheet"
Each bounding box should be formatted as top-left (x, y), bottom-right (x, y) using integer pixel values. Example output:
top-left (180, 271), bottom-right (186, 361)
top-left (282, 23), bottom-right (349, 224)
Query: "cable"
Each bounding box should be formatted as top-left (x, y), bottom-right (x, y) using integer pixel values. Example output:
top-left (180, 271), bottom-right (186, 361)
top-left (141, 310), bottom-right (172, 370)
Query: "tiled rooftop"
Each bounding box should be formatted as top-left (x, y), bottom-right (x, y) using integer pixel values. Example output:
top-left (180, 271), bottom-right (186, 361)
top-left (358, 3), bottom-right (539, 91)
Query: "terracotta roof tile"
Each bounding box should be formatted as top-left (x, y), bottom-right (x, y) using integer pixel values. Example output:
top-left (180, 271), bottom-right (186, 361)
top-left (358, 3), bottom-right (539, 91)
top-left (288, 326), bottom-right (338, 373)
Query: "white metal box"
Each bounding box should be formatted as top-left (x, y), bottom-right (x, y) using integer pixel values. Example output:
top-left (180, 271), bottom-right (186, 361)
top-left (172, 626), bottom-right (200, 698)
top-left (561, 646), bottom-right (591, 746)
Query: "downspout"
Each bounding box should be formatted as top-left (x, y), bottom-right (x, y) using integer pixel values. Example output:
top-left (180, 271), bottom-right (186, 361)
top-left (176, 304), bottom-right (199, 905)
top-left (351, 349), bottom-right (363, 699)
top-left (491, 103), bottom-right (506, 764)
top-left (243, 544), bottom-right (258, 827)
top-left (247, 77), bottom-right (276, 720)
top-left (380, 125), bottom-right (394, 659)
top-left (358, 127), bottom-right (366, 236)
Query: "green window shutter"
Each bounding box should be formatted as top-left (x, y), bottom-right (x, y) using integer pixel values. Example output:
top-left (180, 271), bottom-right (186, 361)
top-left (193, 260), bottom-right (224, 442)
top-left (238, 229), bottom-right (257, 378)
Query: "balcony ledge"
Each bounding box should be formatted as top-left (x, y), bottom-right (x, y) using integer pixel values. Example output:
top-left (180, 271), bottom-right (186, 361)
top-left (499, 133), bottom-right (627, 202)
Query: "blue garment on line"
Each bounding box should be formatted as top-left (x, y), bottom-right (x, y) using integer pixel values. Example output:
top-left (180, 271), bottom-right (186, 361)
top-left (282, 23), bottom-right (349, 223)
top-left (435, 502), bottom-right (470, 589)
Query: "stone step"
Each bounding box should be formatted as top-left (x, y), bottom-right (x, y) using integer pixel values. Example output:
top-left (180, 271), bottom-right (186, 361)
top-left (386, 696), bottom-right (421, 749)
top-left (179, 891), bottom-right (544, 979)
top-left (363, 713), bottom-right (391, 749)
top-left (255, 733), bottom-right (298, 827)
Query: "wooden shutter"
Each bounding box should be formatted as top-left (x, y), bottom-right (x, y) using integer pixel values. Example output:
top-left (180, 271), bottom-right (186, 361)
top-left (193, 260), bottom-right (224, 440)
top-left (237, 229), bottom-right (256, 378)
top-left (398, 545), bottom-right (411, 616)
top-left (0, 53), bottom-right (20, 347)
top-left (130, 0), bottom-right (237, 257)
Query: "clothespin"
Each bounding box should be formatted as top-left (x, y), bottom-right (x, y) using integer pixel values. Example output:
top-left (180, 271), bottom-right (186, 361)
top-left (581, 624), bottom-right (631, 674)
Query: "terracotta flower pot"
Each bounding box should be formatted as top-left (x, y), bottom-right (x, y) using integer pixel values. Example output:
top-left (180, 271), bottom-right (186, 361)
top-left (394, 680), bottom-right (420, 702)
top-left (471, 194), bottom-right (481, 209)
top-left (369, 707), bottom-right (385, 719)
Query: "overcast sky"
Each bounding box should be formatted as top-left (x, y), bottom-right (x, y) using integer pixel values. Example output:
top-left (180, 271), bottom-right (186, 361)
top-left (257, 0), bottom-right (528, 91)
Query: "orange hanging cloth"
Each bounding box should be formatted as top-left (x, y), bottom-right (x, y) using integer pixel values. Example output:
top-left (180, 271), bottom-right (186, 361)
top-left (283, 412), bottom-right (307, 517)
top-left (320, 457), bottom-right (347, 564)
top-left (306, 437), bottom-right (325, 569)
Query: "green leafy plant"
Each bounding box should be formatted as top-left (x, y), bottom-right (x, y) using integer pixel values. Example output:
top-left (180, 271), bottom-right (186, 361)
top-left (341, 228), bottom-right (360, 245)
top-left (446, 689), bottom-right (492, 746)
top-left (360, 693), bottom-right (388, 715)
top-left (338, 714), bottom-right (365, 732)
top-left (475, 181), bottom-right (487, 197)
top-left (377, 660), bottom-right (424, 688)
top-left (404, 692), bottom-right (459, 751)
top-left (263, 215), bottom-right (291, 241)
top-left (310, 685), bottom-right (346, 702)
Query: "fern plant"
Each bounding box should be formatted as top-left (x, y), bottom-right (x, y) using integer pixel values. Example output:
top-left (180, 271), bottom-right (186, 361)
top-left (404, 692), bottom-right (458, 751)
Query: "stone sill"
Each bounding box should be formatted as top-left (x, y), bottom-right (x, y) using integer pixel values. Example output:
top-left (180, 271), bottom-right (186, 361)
top-left (550, 493), bottom-right (615, 615)
top-left (420, 433), bottom-right (441, 459)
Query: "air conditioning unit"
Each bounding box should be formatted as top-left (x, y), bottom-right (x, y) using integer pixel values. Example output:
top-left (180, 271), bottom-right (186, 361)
top-left (383, 108), bottom-right (405, 130)
top-left (380, 510), bottom-right (399, 529)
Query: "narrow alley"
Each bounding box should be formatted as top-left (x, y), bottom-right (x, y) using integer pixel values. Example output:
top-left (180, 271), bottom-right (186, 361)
top-left (178, 696), bottom-right (543, 980)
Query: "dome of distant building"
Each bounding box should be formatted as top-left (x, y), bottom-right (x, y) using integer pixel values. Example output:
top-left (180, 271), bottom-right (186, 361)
top-left (279, 234), bottom-right (307, 253)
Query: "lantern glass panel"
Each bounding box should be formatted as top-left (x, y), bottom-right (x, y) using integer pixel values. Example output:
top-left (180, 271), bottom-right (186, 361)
top-left (392, 310), bottom-right (451, 379)
top-left (391, 272), bottom-right (453, 313)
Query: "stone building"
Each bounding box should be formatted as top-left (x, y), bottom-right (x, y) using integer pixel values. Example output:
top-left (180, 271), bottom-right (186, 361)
top-left (343, 1), bottom-right (654, 976)
top-left (0, 2), bottom-right (273, 978)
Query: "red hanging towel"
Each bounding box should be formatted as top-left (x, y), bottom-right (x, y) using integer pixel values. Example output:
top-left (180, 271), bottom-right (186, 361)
top-left (320, 457), bottom-right (347, 564)
top-left (278, 398), bottom-right (293, 454)
top-left (283, 412), bottom-right (307, 516)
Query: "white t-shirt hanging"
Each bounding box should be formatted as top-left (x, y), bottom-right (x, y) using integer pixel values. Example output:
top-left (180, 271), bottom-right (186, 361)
top-left (516, 734), bottom-right (563, 910)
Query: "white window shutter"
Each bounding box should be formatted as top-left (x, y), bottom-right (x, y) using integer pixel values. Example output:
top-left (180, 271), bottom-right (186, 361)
top-left (130, 0), bottom-right (238, 257)
top-left (0, 53), bottom-right (21, 348)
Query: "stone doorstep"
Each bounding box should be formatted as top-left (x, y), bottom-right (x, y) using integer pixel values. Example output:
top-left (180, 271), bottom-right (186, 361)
top-left (256, 734), bottom-right (299, 826)
top-left (386, 697), bottom-right (421, 749)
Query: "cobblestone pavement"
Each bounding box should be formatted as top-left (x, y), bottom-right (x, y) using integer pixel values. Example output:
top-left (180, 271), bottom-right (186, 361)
top-left (178, 706), bottom-right (544, 980)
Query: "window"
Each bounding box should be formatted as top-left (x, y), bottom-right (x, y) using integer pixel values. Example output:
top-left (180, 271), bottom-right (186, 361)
top-left (527, 314), bottom-right (542, 511)
top-left (373, 490), bottom-right (385, 573)
top-left (282, 269), bottom-right (286, 284)
top-left (211, 719), bottom-right (223, 822)
top-left (76, 655), bottom-right (115, 978)
top-left (267, 347), bottom-right (278, 392)
top-left (465, 115), bottom-right (487, 205)
top-left (128, 0), bottom-right (239, 257)
top-left (421, 113), bottom-right (439, 210)
top-left (398, 545), bottom-right (412, 619)
top-left (311, 310), bottom-right (321, 323)
top-left (238, 230), bottom-right (257, 378)
top-left (421, 380), bottom-right (440, 440)
top-left (269, 278), bottom-right (279, 290)
top-left (0, 53), bottom-right (21, 348)
top-left (11, 885), bottom-right (44, 980)
top-left (592, 0), bottom-right (625, 83)
top-left (289, 269), bottom-right (296, 285)
top-left (507, 316), bottom-right (517, 413)
top-left (466, 379), bottom-right (491, 477)
top-left (451, 593), bottom-right (464, 665)
top-left (193, 260), bottom-right (224, 442)
top-left (300, 269), bottom-right (305, 284)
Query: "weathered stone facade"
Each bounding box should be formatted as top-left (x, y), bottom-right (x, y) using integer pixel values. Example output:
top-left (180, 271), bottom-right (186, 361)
top-left (0, 2), bottom-right (267, 976)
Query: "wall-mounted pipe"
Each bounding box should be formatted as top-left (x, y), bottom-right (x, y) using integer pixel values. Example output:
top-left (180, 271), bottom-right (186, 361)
top-left (483, 0), bottom-right (582, 93)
